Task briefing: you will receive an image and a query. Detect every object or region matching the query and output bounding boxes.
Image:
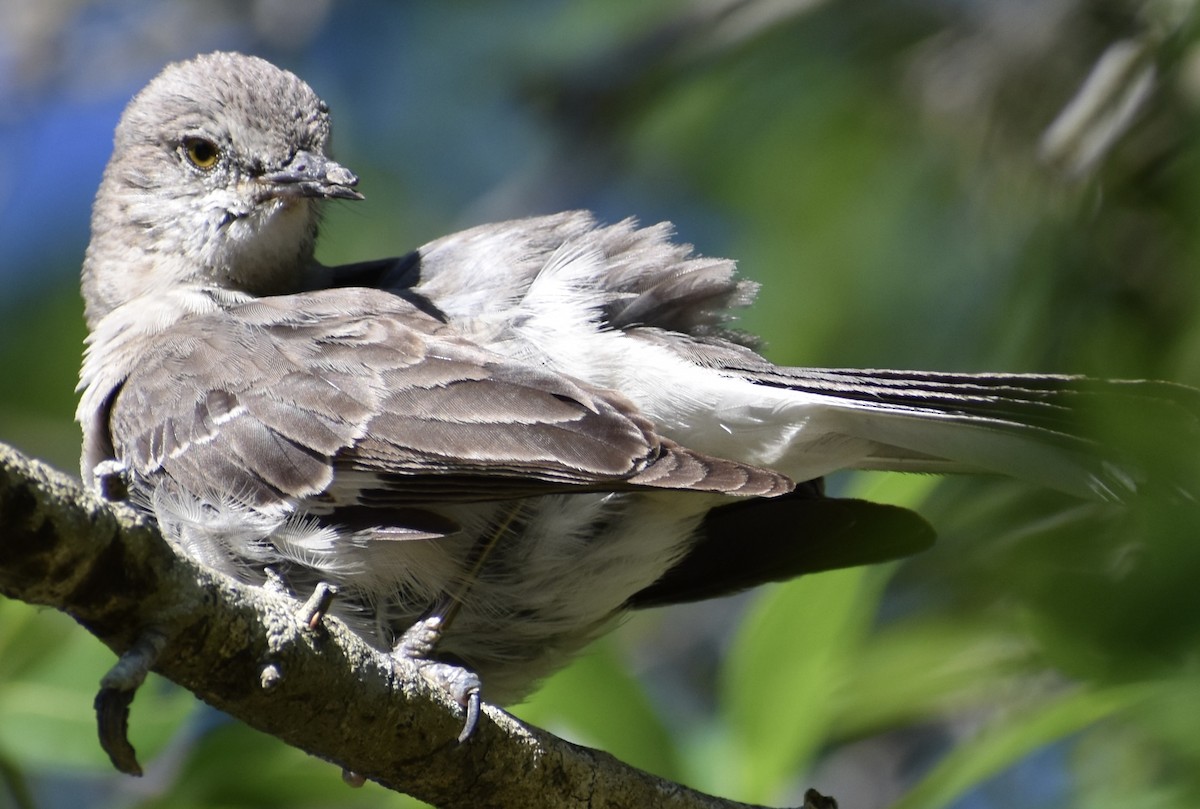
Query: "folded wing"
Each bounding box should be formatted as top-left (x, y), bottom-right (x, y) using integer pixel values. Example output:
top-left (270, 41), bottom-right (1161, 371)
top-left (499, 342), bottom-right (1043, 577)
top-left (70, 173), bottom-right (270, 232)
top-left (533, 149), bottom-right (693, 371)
top-left (106, 287), bottom-right (792, 524)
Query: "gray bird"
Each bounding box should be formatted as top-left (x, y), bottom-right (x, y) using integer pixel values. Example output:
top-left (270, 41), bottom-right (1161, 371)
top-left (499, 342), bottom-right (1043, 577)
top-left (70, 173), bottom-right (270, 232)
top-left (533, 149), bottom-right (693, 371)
top-left (78, 52), bottom-right (1196, 716)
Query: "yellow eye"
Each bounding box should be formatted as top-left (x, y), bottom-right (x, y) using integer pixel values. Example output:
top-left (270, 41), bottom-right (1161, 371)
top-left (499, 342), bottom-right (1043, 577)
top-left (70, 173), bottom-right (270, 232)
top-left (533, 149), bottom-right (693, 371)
top-left (183, 137), bottom-right (220, 169)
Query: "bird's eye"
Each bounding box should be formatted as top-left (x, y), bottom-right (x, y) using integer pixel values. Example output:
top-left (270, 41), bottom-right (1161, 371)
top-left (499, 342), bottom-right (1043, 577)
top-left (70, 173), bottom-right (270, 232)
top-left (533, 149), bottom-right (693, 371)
top-left (182, 137), bottom-right (220, 170)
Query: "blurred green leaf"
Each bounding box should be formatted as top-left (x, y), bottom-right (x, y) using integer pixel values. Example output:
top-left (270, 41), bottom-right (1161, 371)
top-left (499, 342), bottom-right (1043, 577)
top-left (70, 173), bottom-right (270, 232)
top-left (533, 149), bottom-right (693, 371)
top-left (720, 567), bottom-right (883, 802)
top-left (834, 615), bottom-right (1039, 739)
top-left (891, 684), bottom-right (1151, 809)
top-left (1073, 680), bottom-right (1200, 809)
top-left (703, 472), bottom-right (937, 800)
top-left (136, 720), bottom-right (427, 809)
top-left (0, 600), bottom-right (78, 681)
top-left (0, 283), bottom-right (87, 472)
top-left (0, 613), bottom-right (193, 771)
top-left (514, 638), bottom-right (679, 780)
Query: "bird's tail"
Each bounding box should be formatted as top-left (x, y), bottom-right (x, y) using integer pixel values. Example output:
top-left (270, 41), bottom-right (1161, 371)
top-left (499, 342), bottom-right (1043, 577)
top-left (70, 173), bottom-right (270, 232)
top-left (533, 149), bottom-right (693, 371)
top-left (739, 367), bottom-right (1200, 501)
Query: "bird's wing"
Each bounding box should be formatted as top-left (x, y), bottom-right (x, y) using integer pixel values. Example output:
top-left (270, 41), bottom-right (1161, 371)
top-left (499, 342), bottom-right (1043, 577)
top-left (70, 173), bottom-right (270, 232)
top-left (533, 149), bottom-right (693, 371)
top-left (106, 287), bottom-right (791, 517)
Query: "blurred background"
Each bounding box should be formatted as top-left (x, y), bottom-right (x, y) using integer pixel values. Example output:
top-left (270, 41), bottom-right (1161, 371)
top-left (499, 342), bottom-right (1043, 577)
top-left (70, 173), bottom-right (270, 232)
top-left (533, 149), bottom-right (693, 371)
top-left (3, 1), bottom-right (1200, 807)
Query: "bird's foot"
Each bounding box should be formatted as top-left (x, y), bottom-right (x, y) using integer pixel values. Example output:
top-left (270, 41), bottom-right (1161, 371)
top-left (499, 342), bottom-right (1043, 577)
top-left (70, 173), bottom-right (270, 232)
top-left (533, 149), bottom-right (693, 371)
top-left (394, 616), bottom-right (482, 743)
top-left (95, 629), bottom-right (169, 775)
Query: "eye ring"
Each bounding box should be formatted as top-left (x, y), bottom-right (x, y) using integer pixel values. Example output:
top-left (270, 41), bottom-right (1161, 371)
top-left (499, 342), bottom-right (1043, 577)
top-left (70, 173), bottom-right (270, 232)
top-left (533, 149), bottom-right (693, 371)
top-left (182, 136), bottom-right (220, 170)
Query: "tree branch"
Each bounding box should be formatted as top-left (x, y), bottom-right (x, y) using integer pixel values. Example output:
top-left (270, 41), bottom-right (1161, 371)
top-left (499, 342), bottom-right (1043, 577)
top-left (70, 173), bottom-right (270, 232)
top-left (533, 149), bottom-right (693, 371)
top-left (0, 441), bottom-right (827, 809)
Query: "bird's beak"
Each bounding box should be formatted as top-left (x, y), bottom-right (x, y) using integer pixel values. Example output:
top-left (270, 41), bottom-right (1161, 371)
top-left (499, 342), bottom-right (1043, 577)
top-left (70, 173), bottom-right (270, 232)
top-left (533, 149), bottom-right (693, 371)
top-left (261, 150), bottom-right (364, 201)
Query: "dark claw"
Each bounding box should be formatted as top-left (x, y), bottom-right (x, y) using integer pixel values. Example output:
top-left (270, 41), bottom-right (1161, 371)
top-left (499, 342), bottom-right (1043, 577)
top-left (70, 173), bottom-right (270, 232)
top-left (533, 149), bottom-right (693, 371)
top-left (459, 688), bottom-right (482, 743)
top-left (95, 686), bottom-right (141, 775)
top-left (95, 630), bottom-right (167, 776)
top-left (394, 616), bottom-right (484, 741)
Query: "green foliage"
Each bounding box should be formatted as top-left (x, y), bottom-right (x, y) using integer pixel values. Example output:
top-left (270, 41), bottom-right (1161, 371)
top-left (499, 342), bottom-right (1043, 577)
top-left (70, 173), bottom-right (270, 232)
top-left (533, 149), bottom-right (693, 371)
top-left (890, 686), bottom-right (1151, 809)
top-left (720, 567), bottom-right (882, 802)
top-left (514, 639), bottom-right (680, 780)
top-left (132, 722), bottom-right (427, 809)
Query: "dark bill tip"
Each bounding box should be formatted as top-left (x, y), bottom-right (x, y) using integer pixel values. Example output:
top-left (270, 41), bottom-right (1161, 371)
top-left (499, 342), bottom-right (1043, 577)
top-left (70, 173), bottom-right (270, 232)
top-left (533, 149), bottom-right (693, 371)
top-left (262, 150), bottom-right (363, 201)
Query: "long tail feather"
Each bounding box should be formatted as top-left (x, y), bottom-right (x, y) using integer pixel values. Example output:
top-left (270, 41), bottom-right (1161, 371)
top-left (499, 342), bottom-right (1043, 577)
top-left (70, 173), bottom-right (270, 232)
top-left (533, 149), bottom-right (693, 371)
top-left (743, 367), bottom-right (1200, 501)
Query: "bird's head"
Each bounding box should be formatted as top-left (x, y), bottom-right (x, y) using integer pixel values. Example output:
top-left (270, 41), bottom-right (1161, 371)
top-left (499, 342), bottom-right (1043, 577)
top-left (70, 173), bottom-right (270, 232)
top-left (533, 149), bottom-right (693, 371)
top-left (82, 52), bottom-right (362, 327)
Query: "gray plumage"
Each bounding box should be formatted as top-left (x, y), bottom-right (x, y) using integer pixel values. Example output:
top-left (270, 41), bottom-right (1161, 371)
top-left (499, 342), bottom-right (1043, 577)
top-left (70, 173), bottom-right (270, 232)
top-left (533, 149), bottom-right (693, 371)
top-left (78, 52), bottom-right (1198, 703)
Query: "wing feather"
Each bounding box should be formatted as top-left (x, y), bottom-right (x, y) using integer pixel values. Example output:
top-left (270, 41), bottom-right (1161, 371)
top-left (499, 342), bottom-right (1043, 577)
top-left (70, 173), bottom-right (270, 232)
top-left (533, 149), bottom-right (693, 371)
top-left (109, 287), bottom-right (791, 517)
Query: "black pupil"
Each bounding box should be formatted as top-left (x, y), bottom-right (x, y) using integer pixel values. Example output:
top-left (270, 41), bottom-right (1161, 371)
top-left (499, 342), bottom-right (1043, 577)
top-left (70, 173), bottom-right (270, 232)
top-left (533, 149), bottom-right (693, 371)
top-left (190, 140), bottom-right (216, 163)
